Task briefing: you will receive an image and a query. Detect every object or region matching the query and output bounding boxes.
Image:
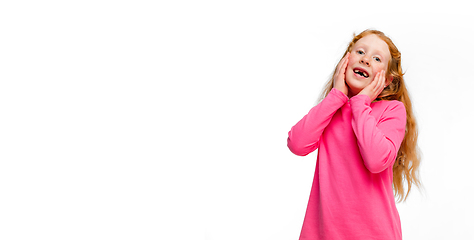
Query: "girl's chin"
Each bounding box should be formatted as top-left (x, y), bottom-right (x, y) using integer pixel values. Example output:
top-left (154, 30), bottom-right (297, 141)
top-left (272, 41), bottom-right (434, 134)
top-left (347, 77), bottom-right (368, 86)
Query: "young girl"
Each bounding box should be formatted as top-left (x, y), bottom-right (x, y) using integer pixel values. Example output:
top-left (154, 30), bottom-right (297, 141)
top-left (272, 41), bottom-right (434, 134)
top-left (287, 30), bottom-right (421, 240)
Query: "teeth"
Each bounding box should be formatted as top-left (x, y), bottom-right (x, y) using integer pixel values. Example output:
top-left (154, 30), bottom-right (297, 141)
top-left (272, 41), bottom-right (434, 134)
top-left (354, 69), bottom-right (368, 78)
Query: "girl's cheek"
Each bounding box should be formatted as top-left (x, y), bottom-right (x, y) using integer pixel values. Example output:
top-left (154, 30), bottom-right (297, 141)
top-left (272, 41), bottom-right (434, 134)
top-left (349, 58), bottom-right (358, 65)
top-left (375, 66), bottom-right (384, 75)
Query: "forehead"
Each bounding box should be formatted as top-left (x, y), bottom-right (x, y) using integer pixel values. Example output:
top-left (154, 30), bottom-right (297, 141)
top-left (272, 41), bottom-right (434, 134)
top-left (354, 34), bottom-right (390, 58)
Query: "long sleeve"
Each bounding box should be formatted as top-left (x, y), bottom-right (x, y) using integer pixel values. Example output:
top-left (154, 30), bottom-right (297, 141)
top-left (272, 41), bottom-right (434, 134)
top-left (350, 95), bottom-right (406, 173)
top-left (287, 88), bottom-right (348, 156)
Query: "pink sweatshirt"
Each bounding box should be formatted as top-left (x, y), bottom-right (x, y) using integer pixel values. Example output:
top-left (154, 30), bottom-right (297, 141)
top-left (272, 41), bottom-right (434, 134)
top-left (288, 88), bottom-right (406, 240)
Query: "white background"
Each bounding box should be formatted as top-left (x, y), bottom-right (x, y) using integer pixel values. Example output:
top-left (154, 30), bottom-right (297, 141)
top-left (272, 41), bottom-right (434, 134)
top-left (1, 0), bottom-right (473, 239)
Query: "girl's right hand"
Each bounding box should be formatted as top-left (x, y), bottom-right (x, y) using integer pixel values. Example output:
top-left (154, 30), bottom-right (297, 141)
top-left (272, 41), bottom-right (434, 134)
top-left (333, 52), bottom-right (350, 96)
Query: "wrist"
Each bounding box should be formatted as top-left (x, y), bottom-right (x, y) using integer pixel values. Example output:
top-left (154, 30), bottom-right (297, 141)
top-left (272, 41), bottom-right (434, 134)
top-left (331, 88), bottom-right (350, 102)
top-left (334, 85), bottom-right (348, 95)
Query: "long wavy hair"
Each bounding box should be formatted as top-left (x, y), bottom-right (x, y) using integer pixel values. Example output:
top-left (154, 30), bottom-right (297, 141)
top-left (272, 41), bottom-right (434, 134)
top-left (319, 29), bottom-right (422, 202)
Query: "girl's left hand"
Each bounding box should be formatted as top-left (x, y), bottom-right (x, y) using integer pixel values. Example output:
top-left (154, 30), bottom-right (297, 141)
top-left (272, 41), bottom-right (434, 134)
top-left (357, 70), bottom-right (385, 102)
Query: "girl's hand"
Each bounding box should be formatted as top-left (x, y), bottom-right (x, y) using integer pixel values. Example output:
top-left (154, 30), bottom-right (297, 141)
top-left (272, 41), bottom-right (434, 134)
top-left (333, 52), bottom-right (350, 96)
top-left (357, 70), bottom-right (385, 102)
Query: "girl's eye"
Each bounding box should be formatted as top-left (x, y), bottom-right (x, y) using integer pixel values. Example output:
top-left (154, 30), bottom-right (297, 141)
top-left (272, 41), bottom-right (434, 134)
top-left (374, 57), bottom-right (381, 62)
top-left (357, 50), bottom-right (364, 55)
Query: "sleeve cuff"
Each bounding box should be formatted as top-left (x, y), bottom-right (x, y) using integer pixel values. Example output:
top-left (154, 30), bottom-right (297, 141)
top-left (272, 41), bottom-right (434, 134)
top-left (329, 88), bottom-right (349, 103)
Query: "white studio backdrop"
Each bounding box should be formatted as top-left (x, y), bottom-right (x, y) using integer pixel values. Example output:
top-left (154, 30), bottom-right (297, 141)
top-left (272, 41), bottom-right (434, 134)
top-left (0, 1), bottom-right (473, 239)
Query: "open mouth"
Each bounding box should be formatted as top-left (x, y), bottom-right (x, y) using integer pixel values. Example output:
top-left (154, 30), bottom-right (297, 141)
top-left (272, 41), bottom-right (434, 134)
top-left (354, 68), bottom-right (369, 78)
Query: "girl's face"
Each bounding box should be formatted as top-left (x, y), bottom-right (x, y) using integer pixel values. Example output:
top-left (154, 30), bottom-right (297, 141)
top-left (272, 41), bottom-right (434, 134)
top-left (346, 34), bottom-right (391, 96)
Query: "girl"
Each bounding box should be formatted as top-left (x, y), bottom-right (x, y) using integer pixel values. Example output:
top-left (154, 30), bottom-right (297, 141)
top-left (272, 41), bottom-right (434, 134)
top-left (287, 30), bottom-right (421, 240)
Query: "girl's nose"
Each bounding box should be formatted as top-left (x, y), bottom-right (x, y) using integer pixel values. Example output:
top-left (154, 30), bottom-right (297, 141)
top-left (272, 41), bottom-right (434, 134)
top-left (360, 58), bottom-right (370, 66)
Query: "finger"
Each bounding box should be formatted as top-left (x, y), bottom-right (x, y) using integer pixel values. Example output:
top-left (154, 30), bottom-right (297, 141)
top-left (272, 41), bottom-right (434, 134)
top-left (367, 72), bottom-right (382, 96)
top-left (375, 71), bottom-right (385, 93)
top-left (370, 71), bottom-right (380, 89)
top-left (342, 53), bottom-right (350, 72)
top-left (335, 53), bottom-right (349, 77)
top-left (340, 53), bottom-right (351, 78)
top-left (334, 57), bottom-right (346, 85)
top-left (379, 71), bottom-right (386, 88)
